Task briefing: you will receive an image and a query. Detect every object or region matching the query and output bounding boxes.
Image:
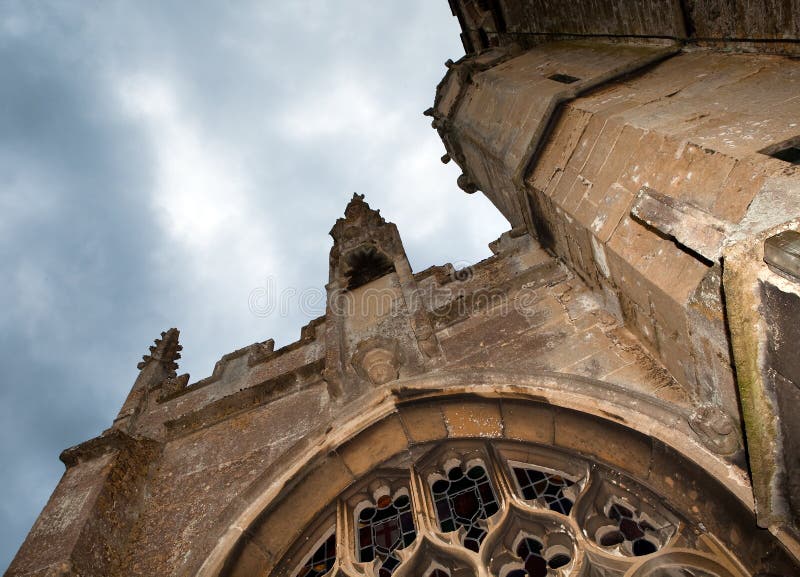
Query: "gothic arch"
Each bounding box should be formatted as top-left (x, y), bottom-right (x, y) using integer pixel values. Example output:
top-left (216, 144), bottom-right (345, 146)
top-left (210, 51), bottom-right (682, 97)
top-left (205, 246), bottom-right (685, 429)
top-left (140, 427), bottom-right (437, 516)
top-left (193, 370), bottom-right (790, 577)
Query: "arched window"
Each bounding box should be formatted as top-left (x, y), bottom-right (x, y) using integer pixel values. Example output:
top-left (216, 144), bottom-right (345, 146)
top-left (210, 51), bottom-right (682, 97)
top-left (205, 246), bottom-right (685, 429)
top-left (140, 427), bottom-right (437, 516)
top-left (343, 244), bottom-right (395, 290)
top-left (277, 441), bottom-right (747, 577)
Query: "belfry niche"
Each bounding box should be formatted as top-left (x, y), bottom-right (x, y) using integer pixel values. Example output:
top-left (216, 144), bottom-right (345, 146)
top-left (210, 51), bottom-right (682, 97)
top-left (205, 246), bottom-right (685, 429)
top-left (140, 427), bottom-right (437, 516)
top-left (7, 1), bottom-right (800, 577)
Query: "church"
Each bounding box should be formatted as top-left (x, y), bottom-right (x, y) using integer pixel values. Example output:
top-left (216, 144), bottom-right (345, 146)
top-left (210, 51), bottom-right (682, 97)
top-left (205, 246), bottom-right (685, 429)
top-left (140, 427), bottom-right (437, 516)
top-left (7, 1), bottom-right (800, 576)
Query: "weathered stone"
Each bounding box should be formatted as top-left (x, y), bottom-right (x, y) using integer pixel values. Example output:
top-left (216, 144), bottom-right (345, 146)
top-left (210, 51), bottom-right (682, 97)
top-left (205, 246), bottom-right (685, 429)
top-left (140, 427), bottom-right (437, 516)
top-left (442, 399), bottom-right (503, 439)
top-left (339, 415), bottom-right (409, 477)
top-left (398, 403), bottom-right (448, 444)
top-left (555, 410), bottom-right (653, 479)
top-left (501, 401), bottom-right (554, 444)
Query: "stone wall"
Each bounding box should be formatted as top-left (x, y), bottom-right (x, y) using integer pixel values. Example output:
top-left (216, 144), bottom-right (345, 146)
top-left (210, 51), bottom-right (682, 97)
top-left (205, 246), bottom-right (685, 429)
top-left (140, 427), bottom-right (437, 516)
top-left (449, 0), bottom-right (800, 55)
top-left (432, 31), bottom-right (800, 551)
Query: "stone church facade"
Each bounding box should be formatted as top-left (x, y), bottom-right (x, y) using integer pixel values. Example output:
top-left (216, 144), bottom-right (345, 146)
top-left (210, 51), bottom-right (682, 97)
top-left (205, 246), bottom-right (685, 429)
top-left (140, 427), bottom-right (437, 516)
top-left (8, 2), bottom-right (800, 576)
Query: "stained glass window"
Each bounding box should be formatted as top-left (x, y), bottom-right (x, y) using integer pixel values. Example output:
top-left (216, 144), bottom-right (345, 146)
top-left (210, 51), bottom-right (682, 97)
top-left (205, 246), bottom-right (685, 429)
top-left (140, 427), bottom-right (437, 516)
top-left (275, 443), bottom-right (753, 577)
top-left (431, 464), bottom-right (499, 552)
top-left (295, 532), bottom-right (336, 577)
top-left (596, 503), bottom-right (658, 556)
top-left (506, 537), bottom-right (571, 577)
top-left (356, 493), bottom-right (416, 576)
top-left (512, 466), bottom-right (576, 515)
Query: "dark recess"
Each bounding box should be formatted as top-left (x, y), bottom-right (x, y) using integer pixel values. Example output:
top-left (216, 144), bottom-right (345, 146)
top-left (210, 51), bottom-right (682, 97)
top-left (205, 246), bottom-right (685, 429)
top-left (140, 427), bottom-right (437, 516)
top-left (548, 73), bottom-right (581, 84)
top-left (345, 245), bottom-right (396, 290)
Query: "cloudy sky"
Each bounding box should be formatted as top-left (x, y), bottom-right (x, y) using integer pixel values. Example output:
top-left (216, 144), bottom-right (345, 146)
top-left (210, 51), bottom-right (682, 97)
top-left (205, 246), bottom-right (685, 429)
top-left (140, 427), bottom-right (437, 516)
top-left (0, 1), bottom-right (509, 569)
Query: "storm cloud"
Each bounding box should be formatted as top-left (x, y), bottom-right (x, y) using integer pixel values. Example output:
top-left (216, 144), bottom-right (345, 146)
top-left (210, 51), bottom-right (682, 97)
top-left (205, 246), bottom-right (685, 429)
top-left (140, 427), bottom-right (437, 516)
top-left (0, 1), bottom-right (509, 568)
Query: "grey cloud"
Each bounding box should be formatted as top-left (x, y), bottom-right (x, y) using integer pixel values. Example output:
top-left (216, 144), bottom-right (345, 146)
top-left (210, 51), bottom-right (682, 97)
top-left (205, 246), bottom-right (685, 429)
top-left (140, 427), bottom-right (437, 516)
top-left (0, 1), bottom-right (509, 570)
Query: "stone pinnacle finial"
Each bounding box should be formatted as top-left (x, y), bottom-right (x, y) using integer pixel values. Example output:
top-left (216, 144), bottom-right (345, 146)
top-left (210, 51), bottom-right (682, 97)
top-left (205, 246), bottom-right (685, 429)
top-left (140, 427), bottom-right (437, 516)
top-left (331, 193), bottom-right (388, 243)
top-left (137, 328), bottom-right (182, 377)
top-left (344, 192), bottom-right (370, 215)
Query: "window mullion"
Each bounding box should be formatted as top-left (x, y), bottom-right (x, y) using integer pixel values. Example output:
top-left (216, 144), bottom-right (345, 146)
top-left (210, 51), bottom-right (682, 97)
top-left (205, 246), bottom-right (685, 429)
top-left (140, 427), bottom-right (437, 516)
top-left (484, 441), bottom-right (516, 510)
top-left (335, 498), bottom-right (358, 572)
top-left (409, 464), bottom-right (438, 537)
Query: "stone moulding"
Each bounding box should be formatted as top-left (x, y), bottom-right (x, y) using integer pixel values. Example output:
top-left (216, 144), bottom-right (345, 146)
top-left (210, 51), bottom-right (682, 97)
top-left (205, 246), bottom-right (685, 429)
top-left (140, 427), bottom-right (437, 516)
top-left (154, 316), bottom-right (325, 404)
top-left (163, 358), bottom-right (326, 438)
top-left (191, 369), bottom-right (764, 577)
top-left (59, 429), bottom-right (158, 468)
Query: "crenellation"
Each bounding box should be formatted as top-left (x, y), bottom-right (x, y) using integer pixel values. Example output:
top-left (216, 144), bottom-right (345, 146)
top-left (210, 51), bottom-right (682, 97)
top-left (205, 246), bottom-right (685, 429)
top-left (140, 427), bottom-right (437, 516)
top-left (155, 373), bottom-right (190, 403)
top-left (163, 358), bottom-right (327, 439)
top-left (131, 316), bottom-right (331, 433)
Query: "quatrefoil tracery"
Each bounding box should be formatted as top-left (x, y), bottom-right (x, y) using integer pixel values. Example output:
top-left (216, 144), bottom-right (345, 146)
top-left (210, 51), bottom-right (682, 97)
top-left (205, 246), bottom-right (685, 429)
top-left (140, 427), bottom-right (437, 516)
top-left (284, 444), bottom-right (746, 577)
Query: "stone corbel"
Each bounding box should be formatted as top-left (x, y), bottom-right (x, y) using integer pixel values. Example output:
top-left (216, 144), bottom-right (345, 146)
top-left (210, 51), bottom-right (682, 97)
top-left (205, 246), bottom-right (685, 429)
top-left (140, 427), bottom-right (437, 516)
top-left (351, 337), bottom-right (403, 386)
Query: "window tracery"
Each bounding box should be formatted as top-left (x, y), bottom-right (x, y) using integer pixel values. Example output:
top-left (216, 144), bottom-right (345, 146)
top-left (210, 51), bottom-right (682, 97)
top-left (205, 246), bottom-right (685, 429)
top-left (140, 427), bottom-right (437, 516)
top-left (294, 532), bottom-right (337, 577)
top-left (354, 485), bottom-right (416, 576)
top-left (506, 536), bottom-right (571, 577)
top-left (280, 441), bottom-right (749, 577)
top-left (510, 463), bottom-right (579, 515)
top-left (579, 479), bottom-right (677, 558)
top-left (429, 459), bottom-right (499, 551)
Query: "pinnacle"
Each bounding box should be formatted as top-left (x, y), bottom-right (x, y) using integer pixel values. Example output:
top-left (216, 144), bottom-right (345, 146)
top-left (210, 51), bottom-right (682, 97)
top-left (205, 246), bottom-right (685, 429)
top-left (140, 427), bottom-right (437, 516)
top-left (136, 328), bottom-right (182, 375)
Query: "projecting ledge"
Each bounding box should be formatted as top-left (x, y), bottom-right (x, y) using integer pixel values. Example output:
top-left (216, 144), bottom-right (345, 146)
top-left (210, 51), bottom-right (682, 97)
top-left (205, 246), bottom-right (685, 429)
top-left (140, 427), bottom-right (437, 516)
top-left (765, 230), bottom-right (800, 281)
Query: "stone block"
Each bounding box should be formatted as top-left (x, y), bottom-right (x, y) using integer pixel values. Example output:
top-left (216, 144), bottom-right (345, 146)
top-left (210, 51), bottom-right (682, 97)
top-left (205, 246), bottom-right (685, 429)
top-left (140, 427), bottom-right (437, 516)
top-left (606, 215), bottom-right (659, 272)
top-left (654, 321), bottom-right (697, 394)
top-left (565, 111), bottom-right (610, 179)
top-left (630, 186), bottom-right (730, 261)
top-left (225, 539), bottom-right (270, 577)
top-left (442, 399), bottom-right (503, 438)
top-left (616, 130), bottom-right (666, 193)
top-left (562, 170), bottom-right (593, 215)
top-left (579, 116), bottom-right (625, 187)
top-left (763, 277), bottom-right (800, 387)
top-left (501, 401), bottom-right (555, 444)
top-left (554, 409), bottom-right (652, 478)
top-left (398, 404), bottom-right (448, 444)
top-left (339, 415), bottom-right (410, 477)
top-left (605, 235), bottom-right (651, 310)
top-left (550, 165), bottom-right (580, 205)
top-left (595, 183), bottom-right (636, 243)
top-left (713, 158), bottom-right (772, 223)
top-left (251, 454), bottom-right (353, 560)
top-left (774, 370), bottom-right (800, 523)
top-left (530, 106), bottom-right (591, 192)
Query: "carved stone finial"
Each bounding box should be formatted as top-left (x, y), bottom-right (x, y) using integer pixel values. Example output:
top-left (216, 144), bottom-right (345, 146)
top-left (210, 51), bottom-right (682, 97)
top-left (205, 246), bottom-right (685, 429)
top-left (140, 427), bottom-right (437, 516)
top-left (137, 328), bottom-right (182, 377)
top-left (689, 404), bottom-right (741, 455)
top-left (329, 193), bottom-right (393, 250)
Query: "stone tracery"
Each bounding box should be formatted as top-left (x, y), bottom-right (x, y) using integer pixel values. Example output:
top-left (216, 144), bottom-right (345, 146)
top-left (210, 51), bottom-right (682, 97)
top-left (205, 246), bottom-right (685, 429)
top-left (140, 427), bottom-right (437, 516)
top-left (283, 441), bottom-right (749, 577)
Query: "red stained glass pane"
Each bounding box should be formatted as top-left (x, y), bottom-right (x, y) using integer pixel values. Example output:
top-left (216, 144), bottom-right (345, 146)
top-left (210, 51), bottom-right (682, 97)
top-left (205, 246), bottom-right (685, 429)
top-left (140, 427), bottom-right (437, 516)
top-left (453, 489), bottom-right (479, 519)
